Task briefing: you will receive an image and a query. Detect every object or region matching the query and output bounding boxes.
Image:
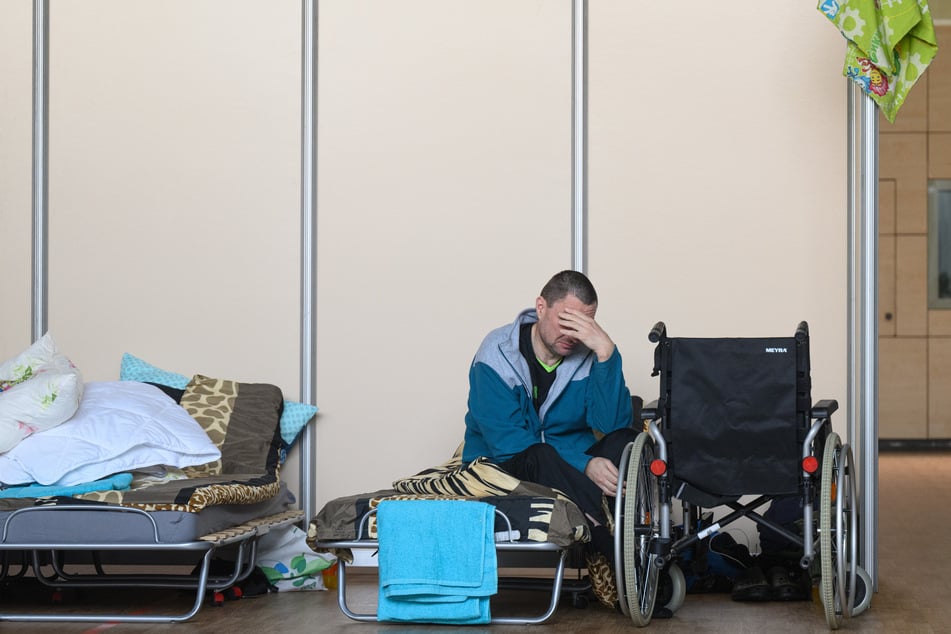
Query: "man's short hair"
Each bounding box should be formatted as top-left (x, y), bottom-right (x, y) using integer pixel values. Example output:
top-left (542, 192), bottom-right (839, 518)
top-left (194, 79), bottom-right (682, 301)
top-left (540, 270), bottom-right (598, 306)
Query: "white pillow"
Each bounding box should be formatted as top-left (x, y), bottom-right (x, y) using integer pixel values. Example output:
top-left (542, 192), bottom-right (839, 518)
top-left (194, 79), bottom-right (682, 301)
top-left (0, 381), bottom-right (221, 487)
top-left (0, 333), bottom-right (83, 453)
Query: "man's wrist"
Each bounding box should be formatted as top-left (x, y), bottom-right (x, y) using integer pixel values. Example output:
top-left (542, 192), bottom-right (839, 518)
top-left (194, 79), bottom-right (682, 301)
top-left (595, 343), bottom-right (615, 363)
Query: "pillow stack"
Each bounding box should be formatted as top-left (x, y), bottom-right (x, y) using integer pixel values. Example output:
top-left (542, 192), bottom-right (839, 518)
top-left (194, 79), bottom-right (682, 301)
top-left (0, 381), bottom-right (220, 486)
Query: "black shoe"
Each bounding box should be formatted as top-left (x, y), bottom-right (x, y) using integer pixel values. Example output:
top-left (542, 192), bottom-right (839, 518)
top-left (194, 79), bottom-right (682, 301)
top-left (767, 566), bottom-right (800, 601)
top-left (767, 565), bottom-right (812, 601)
top-left (731, 566), bottom-right (771, 602)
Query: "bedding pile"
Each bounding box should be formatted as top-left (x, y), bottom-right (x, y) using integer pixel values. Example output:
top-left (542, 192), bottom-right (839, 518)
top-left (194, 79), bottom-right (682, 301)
top-left (0, 381), bottom-right (221, 491)
top-left (307, 447), bottom-right (590, 556)
top-left (0, 336), bottom-right (318, 513)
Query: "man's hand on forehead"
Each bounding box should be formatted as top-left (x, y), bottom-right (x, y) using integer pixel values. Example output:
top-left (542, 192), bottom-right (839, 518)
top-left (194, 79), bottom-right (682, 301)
top-left (558, 308), bottom-right (614, 362)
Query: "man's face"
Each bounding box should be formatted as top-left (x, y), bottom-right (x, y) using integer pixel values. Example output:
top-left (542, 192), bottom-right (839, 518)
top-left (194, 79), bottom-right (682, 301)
top-left (535, 293), bottom-right (597, 358)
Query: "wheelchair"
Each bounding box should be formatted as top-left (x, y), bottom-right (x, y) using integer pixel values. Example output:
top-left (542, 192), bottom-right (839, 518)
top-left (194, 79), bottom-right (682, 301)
top-left (614, 321), bottom-right (870, 629)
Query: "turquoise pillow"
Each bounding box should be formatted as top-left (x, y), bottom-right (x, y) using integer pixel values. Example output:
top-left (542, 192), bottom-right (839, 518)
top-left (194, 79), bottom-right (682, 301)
top-left (120, 353), bottom-right (317, 450)
top-left (278, 400), bottom-right (318, 447)
top-left (120, 353), bottom-right (189, 389)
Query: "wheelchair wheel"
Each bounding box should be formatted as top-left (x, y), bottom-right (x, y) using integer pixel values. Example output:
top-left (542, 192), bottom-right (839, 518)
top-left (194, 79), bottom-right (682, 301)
top-left (850, 564), bottom-right (872, 617)
top-left (618, 432), bottom-right (661, 626)
top-left (658, 562), bottom-right (686, 613)
top-left (819, 432), bottom-right (860, 629)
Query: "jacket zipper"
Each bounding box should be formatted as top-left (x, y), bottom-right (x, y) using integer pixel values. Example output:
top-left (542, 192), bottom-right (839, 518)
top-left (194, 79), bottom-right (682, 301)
top-left (499, 343), bottom-right (546, 444)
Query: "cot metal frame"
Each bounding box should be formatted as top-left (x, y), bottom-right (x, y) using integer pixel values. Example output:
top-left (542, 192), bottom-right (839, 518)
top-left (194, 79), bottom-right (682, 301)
top-left (0, 506), bottom-right (303, 624)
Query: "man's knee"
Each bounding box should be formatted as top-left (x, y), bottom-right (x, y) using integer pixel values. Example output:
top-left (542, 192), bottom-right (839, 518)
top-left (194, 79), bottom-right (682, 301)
top-left (521, 442), bottom-right (561, 473)
top-left (522, 442), bottom-right (560, 461)
top-left (605, 427), bottom-right (637, 443)
top-left (510, 443), bottom-right (564, 479)
top-left (587, 427), bottom-right (638, 464)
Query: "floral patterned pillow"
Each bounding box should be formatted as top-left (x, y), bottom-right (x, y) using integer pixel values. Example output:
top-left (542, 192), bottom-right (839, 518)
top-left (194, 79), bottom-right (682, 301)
top-left (0, 333), bottom-right (84, 453)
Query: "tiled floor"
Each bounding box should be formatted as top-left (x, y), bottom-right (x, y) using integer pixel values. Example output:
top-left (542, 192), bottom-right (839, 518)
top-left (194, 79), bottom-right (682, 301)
top-left (6, 451), bottom-right (949, 632)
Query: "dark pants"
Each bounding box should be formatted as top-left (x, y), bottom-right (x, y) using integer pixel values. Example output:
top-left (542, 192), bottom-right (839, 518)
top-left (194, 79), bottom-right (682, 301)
top-left (498, 427), bottom-right (637, 529)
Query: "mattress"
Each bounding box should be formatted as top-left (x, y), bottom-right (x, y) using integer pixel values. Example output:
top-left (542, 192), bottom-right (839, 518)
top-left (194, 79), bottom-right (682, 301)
top-left (0, 481), bottom-right (295, 544)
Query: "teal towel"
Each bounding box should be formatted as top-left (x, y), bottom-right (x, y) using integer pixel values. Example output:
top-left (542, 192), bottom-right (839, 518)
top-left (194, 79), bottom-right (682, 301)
top-left (376, 499), bottom-right (497, 624)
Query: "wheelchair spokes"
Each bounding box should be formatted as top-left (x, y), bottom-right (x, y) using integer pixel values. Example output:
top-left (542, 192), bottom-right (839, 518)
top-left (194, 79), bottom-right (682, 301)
top-left (617, 432), bottom-right (661, 626)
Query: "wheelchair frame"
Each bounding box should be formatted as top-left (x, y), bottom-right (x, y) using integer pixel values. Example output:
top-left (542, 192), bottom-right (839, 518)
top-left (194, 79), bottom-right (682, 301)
top-left (614, 321), bottom-right (867, 629)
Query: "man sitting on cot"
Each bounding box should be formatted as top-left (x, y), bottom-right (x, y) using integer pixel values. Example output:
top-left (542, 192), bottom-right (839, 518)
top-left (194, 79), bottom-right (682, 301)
top-left (462, 269), bottom-right (636, 609)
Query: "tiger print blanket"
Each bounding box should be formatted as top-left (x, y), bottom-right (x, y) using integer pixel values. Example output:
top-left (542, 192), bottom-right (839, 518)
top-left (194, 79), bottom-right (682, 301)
top-left (307, 451), bottom-right (590, 556)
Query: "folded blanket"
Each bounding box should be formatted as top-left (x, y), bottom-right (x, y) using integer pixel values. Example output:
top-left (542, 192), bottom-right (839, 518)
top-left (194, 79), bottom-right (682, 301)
top-left (0, 472), bottom-right (133, 499)
top-left (376, 499), bottom-right (497, 624)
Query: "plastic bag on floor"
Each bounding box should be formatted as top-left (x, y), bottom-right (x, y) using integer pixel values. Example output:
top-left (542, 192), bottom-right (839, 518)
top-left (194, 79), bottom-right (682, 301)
top-left (256, 523), bottom-right (336, 591)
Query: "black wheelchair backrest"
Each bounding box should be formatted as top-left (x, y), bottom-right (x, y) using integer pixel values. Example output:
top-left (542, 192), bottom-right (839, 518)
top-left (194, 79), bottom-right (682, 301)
top-left (650, 323), bottom-right (812, 498)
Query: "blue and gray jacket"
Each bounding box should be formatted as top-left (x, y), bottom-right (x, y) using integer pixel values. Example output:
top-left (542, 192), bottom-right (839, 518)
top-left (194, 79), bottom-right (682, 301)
top-left (462, 308), bottom-right (633, 474)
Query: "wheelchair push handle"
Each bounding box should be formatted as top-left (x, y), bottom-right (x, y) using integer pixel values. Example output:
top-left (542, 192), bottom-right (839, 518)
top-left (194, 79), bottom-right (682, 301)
top-left (648, 321), bottom-right (667, 343)
top-left (796, 321), bottom-right (809, 342)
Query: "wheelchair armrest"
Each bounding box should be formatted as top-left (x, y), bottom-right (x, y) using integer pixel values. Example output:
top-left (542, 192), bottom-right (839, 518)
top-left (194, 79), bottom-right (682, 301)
top-left (641, 399), bottom-right (660, 420)
top-left (630, 395), bottom-right (643, 427)
top-left (811, 399), bottom-right (839, 419)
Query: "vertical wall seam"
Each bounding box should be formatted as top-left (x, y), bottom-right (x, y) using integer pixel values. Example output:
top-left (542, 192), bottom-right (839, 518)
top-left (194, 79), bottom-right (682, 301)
top-left (299, 0), bottom-right (318, 523)
top-left (571, 0), bottom-right (587, 273)
top-left (32, 0), bottom-right (49, 343)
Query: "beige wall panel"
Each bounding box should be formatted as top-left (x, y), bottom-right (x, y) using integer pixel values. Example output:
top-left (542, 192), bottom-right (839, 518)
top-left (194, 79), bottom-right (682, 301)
top-left (315, 1), bottom-right (571, 506)
top-left (896, 236), bottom-right (929, 335)
top-left (0, 1), bottom-right (33, 357)
top-left (881, 236), bottom-right (896, 337)
top-left (930, 133), bottom-right (951, 178)
top-left (881, 133), bottom-right (929, 234)
top-left (929, 337), bottom-right (951, 437)
top-left (43, 2), bottom-right (304, 493)
top-left (880, 337), bottom-right (928, 438)
top-left (880, 178), bottom-right (897, 237)
top-left (587, 2), bottom-right (848, 411)
top-left (929, 26), bottom-right (951, 132)
top-left (46, 0), bottom-right (301, 383)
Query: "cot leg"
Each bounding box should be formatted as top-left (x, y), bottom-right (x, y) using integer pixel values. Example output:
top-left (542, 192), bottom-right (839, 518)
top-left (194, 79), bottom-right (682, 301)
top-left (335, 551), bottom-right (570, 625)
